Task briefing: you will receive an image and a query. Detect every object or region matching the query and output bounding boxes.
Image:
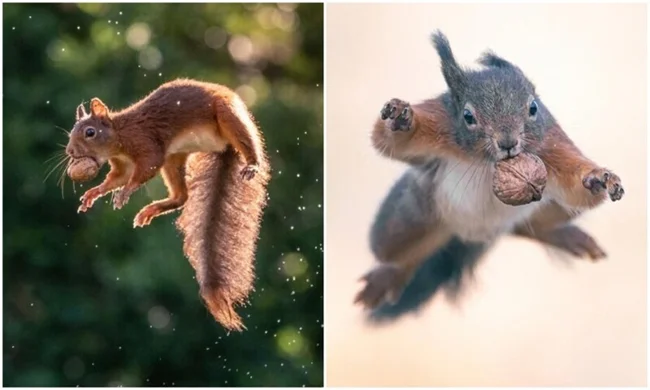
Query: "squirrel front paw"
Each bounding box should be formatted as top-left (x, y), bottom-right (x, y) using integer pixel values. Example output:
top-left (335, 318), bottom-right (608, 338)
top-left (112, 188), bottom-right (132, 210)
top-left (354, 264), bottom-right (409, 309)
top-left (133, 204), bottom-right (161, 228)
top-left (380, 98), bottom-right (413, 132)
top-left (78, 186), bottom-right (104, 213)
top-left (582, 168), bottom-right (624, 201)
top-left (240, 164), bottom-right (258, 181)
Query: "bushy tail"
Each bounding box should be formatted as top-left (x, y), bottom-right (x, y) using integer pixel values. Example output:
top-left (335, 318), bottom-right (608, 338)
top-left (368, 237), bottom-right (490, 323)
top-left (176, 147), bottom-right (269, 331)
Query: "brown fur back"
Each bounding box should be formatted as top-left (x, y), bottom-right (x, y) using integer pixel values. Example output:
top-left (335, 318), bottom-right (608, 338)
top-left (176, 147), bottom-right (270, 331)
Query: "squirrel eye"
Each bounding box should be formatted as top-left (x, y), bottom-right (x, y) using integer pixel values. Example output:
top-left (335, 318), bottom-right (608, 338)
top-left (85, 127), bottom-right (96, 138)
top-left (529, 100), bottom-right (538, 117)
top-left (463, 109), bottom-right (476, 125)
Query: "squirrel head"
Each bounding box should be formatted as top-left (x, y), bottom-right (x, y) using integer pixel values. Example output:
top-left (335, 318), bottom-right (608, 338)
top-left (66, 98), bottom-right (119, 166)
top-left (432, 31), bottom-right (550, 162)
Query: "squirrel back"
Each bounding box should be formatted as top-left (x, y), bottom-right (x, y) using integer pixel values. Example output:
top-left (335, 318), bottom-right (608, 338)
top-left (177, 145), bottom-right (270, 331)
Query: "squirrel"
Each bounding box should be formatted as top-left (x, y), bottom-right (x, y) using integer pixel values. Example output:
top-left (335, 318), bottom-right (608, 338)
top-left (354, 31), bottom-right (625, 321)
top-left (65, 78), bottom-right (270, 331)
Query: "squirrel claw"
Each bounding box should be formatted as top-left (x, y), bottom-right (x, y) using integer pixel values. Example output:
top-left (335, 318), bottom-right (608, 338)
top-left (78, 187), bottom-right (103, 213)
top-left (380, 98), bottom-right (413, 132)
top-left (112, 189), bottom-right (131, 210)
top-left (354, 264), bottom-right (407, 309)
top-left (133, 206), bottom-right (158, 228)
top-left (582, 168), bottom-right (624, 201)
top-left (240, 165), bottom-right (258, 181)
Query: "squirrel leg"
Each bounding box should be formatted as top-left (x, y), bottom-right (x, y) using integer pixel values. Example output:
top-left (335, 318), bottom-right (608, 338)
top-left (513, 200), bottom-right (606, 261)
top-left (133, 153), bottom-right (189, 228)
top-left (78, 158), bottom-right (130, 213)
top-left (112, 154), bottom-right (164, 210)
top-left (539, 125), bottom-right (624, 209)
top-left (355, 170), bottom-right (452, 309)
top-left (371, 96), bottom-right (463, 164)
top-left (214, 96), bottom-right (264, 180)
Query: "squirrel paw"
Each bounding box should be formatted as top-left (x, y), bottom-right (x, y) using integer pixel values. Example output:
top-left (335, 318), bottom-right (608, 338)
top-left (78, 187), bottom-right (103, 213)
top-left (582, 168), bottom-right (624, 201)
top-left (354, 264), bottom-right (408, 309)
top-left (240, 165), bottom-right (258, 181)
top-left (112, 189), bottom-right (131, 210)
top-left (546, 225), bottom-right (607, 261)
top-left (133, 205), bottom-right (160, 228)
top-left (380, 98), bottom-right (413, 132)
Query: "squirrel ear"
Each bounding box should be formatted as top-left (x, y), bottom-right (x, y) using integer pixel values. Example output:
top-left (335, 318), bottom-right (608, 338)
top-left (431, 31), bottom-right (467, 103)
top-left (90, 97), bottom-right (110, 119)
top-left (76, 103), bottom-right (87, 121)
top-left (477, 51), bottom-right (515, 69)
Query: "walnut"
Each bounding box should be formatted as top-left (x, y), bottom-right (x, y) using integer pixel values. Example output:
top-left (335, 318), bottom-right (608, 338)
top-left (493, 152), bottom-right (547, 206)
top-left (67, 157), bottom-right (99, 182)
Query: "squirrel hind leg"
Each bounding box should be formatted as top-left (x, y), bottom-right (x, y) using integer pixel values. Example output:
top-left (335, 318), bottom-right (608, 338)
top-left (213, 95), bottom-right (266, 175)
top-left (367, 237), bottom-right (489, 324)
top-left (133, 153), bottom-right (189, 228)
top-left (512, 200), bottom-right (606, 261)
top-left (517, 224), bottom-right (607, 261)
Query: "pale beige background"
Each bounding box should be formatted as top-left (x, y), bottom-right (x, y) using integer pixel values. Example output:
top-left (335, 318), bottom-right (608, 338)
top-left (325, 3), bottom-right (647, 387)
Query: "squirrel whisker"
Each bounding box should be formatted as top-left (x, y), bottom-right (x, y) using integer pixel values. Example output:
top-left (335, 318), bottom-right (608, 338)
top-left (43, 154), bottom-right (70, 184)
top-left (55, 125), bottom-right (71, 136)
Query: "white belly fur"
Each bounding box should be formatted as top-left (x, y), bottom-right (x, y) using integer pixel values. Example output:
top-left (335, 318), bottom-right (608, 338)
top-left (434, 159), bottom-right (550, 242)
top-left (166, 124), bottom-right (228, 156)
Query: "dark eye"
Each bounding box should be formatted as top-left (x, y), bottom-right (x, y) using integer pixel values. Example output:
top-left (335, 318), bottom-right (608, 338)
top-left (85, 127), bottom-right (96, 138)
top-left (463, 109), bottom-right (476, 125)
top-left (529, 100), bottom-right (538, 117)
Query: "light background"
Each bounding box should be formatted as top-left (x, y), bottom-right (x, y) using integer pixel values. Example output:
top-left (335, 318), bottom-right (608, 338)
top-left (325, 3), bottom-right (647, 387)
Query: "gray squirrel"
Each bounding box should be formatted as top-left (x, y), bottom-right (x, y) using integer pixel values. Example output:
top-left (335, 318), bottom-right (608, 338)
top-left (355, 31), bottom-right (624, 321)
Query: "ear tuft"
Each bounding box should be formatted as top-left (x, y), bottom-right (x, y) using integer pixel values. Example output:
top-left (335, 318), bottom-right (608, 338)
top-left (430, 30), bottom-right (467, 102)
top-left (76, 103), bottom-right (87, 121)
top-left (477, 50), bottom-right (515, 69)
top-left (90, 97), bottom-right (109, 119)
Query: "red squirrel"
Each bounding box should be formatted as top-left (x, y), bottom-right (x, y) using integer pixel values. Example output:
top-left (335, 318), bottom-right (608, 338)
top-left (355, 31), bottom-right (624, 317)
top-left (65, 78), bottom-right (270, 331)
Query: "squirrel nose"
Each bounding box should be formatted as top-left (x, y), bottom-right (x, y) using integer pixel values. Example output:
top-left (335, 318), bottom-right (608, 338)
top-left (497, 139), bottom-right (519, 152)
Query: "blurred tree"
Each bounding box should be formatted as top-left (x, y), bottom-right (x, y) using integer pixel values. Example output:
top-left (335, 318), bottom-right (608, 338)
top-left (3, 3), bottom-right (323, 387)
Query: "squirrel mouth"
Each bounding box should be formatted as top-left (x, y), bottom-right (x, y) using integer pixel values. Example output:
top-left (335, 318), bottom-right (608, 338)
top-left (69, 155), bottom-right (99, 165)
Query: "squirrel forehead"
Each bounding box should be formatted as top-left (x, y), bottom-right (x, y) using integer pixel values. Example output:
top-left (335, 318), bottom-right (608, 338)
top-left (463, 69), bottom-right (534, 105)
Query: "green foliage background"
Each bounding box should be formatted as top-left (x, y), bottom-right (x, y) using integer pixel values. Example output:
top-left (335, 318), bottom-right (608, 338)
top-left (3, 3), bottom-right (323, 387)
